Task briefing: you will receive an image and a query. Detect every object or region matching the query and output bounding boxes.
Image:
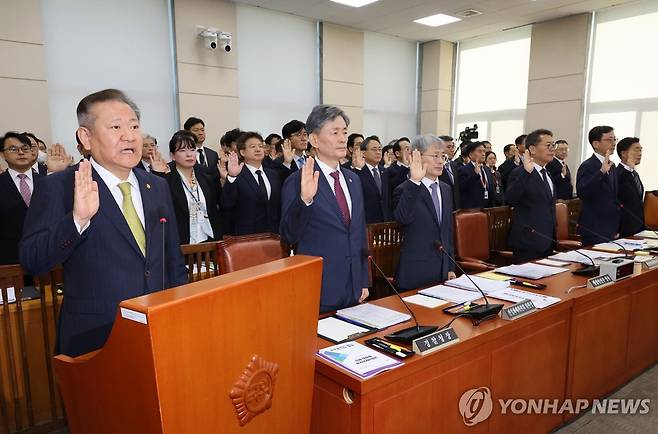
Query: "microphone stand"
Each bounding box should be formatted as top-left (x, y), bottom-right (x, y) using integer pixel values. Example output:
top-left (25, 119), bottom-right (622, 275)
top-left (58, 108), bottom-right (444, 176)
top-left (523, 226), bottom-right (599, 276)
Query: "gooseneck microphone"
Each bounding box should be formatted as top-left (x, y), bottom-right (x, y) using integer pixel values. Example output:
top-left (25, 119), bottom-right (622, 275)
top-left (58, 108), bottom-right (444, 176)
top-left (158, 206), bottom-right (168, 290)
top-left (571, 220), bottom-right (632, 258)
top-left (433, 242), bottom-right (503, 324)
top-left (523, 225), bottom-right (598, 276)
top-left (368, 256), bottom-right (438, 342)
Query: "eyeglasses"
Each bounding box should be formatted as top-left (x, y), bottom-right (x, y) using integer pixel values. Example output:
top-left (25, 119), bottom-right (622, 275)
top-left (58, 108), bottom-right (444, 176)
top-left (425, 153), bottom-right (445, 161)
top-left (291, 131), bottom-right (308, 138)
top-left (4, 145), bottom-right (36, 153)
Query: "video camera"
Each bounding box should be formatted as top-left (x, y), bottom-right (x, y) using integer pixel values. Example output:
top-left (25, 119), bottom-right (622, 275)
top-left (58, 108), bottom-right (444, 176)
top-left (458, 124), bottom-right (478, 143)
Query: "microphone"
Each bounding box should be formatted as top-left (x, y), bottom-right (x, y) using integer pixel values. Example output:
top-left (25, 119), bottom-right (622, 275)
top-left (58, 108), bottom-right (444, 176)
top-left (524, 225), bottom-right (598, 276)
top-left (368, 256), bottom-right (438, 342)
top-left (572, 220), bottom-right (632, 258)
top-left (158, 206), bottom-right (168, 290)
top-left (433, 242), bottom-right (503, 324)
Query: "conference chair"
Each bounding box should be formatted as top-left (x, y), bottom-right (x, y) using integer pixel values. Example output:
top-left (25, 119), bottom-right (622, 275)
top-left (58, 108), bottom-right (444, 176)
top-left (484, 206), bottom-right (514, 254)
top-left (218, 233), bottom-right (288, 274)
top-left (645, 190), bottom-right (658, 230)
top-left (556, 202), bottom-right (582, 251)
top-left (180, 241), bottom-right (222, 282)
top-left (454, 211), bottom-right (512, 272)
top-left (367, 221), bottom-right (403, 300)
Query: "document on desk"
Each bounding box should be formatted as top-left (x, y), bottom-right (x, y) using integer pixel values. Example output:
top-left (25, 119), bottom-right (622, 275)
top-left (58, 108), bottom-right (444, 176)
top-left (318, 341), bottom-right (403, 379)
top-left (593, 238), bottom-right (651, 252)
top-left (402, 294), bottom-right (449, 308)
top-left (494, 263), bottom-right (569, 280)
top-left (0, 287), bottom-right (16, 304)
top-left (444, 275), bottom-right (510, 294)
top-left (636, 230), bottom-right (658, 239)
top-left (317, 317), bottom-right (372, 343)
top-left (488, 288), bottom-right (561, 309)
top-left (549, 249), bottom-right (622, 265)
top-left (336, 303), bottom-right (411, 330)
top-left (419, 284), bottom-right (484, 303)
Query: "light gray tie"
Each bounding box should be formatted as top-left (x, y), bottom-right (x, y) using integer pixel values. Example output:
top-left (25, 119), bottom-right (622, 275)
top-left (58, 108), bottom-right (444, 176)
top-left (372, 167), bottom-right (382, 192)
top-left (429, 182), bottom-right (442, 225)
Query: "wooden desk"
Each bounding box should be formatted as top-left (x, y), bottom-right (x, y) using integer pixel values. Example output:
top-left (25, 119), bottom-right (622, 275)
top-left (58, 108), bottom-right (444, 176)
top-left (311, 261), bottom-right (658, 434)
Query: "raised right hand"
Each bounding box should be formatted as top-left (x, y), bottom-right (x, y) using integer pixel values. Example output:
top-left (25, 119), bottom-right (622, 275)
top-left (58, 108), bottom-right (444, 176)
top-left (352, 147), bottom-right (365, 169)
top-left (409, 149), bottom-right (426, 182)
top-left (227, 151), bottom-right (243, 177)
top-left (282, 139), bottom-right (294, 165)
top-left (523, 150), bottom-right (535, 173)
top-left (600, 150), bottom-right (613, 174)
top-left (300, 156), bottom-right (320, 204)
top-left (73, 159), bottom-right (99, 228)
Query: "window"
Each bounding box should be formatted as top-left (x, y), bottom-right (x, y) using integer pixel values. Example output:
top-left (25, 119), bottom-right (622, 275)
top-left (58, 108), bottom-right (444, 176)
top-left (454, 27), bottom-right (531, 160)
top-left (586, 0), bottom-right (658, 189)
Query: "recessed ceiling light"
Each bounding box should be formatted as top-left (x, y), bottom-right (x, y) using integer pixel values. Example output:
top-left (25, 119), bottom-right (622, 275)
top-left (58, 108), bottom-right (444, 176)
top-left (330, 0), bottom-right (380, 7)
top-left (414, 13), bottom-right (462, 27)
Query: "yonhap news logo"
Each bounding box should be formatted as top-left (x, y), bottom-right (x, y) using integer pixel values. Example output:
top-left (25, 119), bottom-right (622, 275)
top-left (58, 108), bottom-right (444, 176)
top-left (458, 387), bottom-right (650, 426)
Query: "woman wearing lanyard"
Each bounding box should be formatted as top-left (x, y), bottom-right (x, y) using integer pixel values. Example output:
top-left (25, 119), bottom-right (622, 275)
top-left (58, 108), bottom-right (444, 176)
top-left (485, 150), bottom-right (505, 206)
top-left (165, 130), bottom-right (222, 244)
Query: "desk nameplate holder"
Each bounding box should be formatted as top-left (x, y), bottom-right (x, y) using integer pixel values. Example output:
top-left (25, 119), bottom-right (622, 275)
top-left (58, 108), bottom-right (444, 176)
top-left (501, 300), bottom-right (536, 321)
top-left (642, 258), bottom-right (658, 270)
top-left (412, 328), bottom-right (459, 356)
top-left (587, 274), bottom-right (614, 289)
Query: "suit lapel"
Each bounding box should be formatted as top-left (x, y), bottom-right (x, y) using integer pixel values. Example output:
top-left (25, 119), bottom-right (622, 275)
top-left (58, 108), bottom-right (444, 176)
top-left (420, 185), bottom-right (440, 228)
top-left (93, 168), bottom-right (144, 258)
top-left (1, 171), bottom-right (28, 210)
top-left (316, 168), bottom-right (346, 228)
top-left (342, 167), bottom-right (360, 224)
top-left (240, 166), bottom-right (263, 197)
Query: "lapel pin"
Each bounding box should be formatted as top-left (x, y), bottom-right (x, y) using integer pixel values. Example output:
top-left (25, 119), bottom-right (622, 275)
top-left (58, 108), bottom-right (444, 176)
top-left (146, 183), bottom-right (151, 189)
top-left (348, 178), bottom-right (353, 183)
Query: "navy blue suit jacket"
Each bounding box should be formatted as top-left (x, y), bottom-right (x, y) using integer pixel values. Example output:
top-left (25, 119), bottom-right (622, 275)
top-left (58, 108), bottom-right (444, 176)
top-left (0, 170), bottom-right (41, 265)
top-left (280, 165), bottom-right (369, 311)
top-left (506, 166), bottom-right (557, 255)
top-left (381, 162), bottom-right (409, 220)
top-left (19, 165), bottom-right (187, 357)
top-left (616, 165), bottom-right (645, 237)
top-left (546, 158), bottom-right (573, 200)
top-left (393, 179), bottom-right (454, 291)
top-left (458, 163), bottom-right (496, 209)
top-left (221, 165), bottom-right (282, 235)
top-left (498, 158), bottom-right (519, 192)
top-left (576, 154), bottom-right (621, 244)
top-left (439, 160), bottom-right (462, 210)
top-left (351, 165), bottom-right (385, 223)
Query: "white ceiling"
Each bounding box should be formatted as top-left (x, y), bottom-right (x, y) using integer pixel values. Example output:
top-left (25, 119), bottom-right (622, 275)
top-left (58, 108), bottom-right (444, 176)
top-left (232, 0), bottom-right (637, 42)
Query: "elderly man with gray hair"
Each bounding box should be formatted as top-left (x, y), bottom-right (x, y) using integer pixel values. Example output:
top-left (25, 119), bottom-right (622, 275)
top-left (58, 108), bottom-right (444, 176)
top-left (280, 104), bottom-right (370, 313)
top-left (393, 134), bottom-right (456, 291)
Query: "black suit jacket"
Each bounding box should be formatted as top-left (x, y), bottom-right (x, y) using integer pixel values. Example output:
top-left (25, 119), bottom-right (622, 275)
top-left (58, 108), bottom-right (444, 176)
top-left (351, 165), bottom-right (386, 223)
top-left (165, 166), bottom-right (223, 243)
top-left (458, 163), bottom-right (496, 209)
top-left (197, 146), bottom-right (221, 180)
top-left (546, 158), bottom-right (573, 200)
top-left (439, 160), bottom-right (462, 210)
top-left (498, 157), bottom-right (519, 192)
top-left (0, 170), bottom-right (40, 265)
top-left (221, 165), bottom-right (282, 235)
top-left (576, 154), bottom-right (621, 244)
top-left (506, 166), bottom-right (557, 255)
top-left (381, 162), bottom-right (409, 220)
top-left (393, 179), bottom-right (454, 290)
top-left (616, 165), bottom-right (645, 237)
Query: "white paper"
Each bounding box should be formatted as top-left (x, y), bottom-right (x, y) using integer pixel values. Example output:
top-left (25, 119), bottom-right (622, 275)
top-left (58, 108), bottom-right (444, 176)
top-left (0, 287), bottom-right (16, 304)
top-left (402, 294), bottom-right (449, 308)
top-left (419, 284), bottom-right (483, 304)
top-left (489, 288), bottom-right (561, 309)
top-left (549, 249), bottom-right (623, 265)
top-left (336, 304), bottom-right (411, 330)
top-left (636, 230), bottom-right (658, 240)
top-left (444, 275), bottom-right (510, 294)
top-left (318, 341), bottom-right (403, 379)
top-left (317, 317), bottom-right (370, 342)
top-left (535, 258), bottom-right (569, 267)
top-left (495, 263), bottom-right (569, 280)
top-left (120, 307), bottom-right (148, 324)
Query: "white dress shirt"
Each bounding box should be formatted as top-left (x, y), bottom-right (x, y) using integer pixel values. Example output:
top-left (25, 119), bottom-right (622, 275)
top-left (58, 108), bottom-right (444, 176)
top-left (177, 169), bottom-right (214, 243)
top-left (534, 162), bottom-right (554, 195)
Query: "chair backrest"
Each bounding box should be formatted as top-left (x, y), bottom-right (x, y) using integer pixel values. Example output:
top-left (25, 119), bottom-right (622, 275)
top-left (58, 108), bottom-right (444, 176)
top-left (484, 206), bottom-right (511, 252)
top-left (645, 191), bottom-right (658, 230)
top-left (367, 221), bottom-right (403, 299)
top-left (564, 198), bottom-right (581, 236)
top-left (556, 202), bottom-right (569, 241)
top-left (180, 241), bottom-right (221, 282)
top-left (454, 211), bottom-right (490, 260)
top-left (218, 233), bottom-right (288, 274)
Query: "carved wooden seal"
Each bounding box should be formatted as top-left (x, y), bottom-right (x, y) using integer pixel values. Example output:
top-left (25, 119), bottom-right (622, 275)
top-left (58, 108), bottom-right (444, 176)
top-left (229, 355), bottom-right (279, 426)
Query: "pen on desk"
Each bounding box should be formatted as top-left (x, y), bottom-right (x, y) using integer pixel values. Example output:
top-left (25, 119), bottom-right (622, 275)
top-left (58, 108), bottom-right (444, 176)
top-left (371, 342), bottom-right (406, 357)
top-left (510, 279), bottom-right (545, 289)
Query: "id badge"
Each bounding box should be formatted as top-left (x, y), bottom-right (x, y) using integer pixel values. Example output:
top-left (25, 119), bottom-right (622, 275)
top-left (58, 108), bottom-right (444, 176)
top-left (484, 190), bottom-right (489, 200)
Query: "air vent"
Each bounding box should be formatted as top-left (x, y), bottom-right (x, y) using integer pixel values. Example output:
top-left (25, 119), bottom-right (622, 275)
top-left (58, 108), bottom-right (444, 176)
top-left (457, 9), bottom-right (482, 18)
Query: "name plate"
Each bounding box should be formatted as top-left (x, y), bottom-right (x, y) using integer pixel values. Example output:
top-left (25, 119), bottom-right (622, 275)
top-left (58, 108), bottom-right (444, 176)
top-left (501, 300), bottom-right (536, 321)
top-left (642, 258), bottom-right (658, 270)
top-left (412, 328), bottom-right (459, 355)
top-left (587, 274), bottom-right (614, 289)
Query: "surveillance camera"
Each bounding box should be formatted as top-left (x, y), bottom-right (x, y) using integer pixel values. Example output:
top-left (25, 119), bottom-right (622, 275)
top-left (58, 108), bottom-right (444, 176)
top-left (204, 34), bottom-right (218, 50)
top-left (221, 41), bottom-right (231, 52)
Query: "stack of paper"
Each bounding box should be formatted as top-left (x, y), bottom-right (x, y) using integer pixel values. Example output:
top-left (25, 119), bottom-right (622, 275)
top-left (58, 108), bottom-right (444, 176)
top-left (494, 263), bottom-right (569, 280)
top-left (336, 303), bottom-right (411, 330)
top-left (636, 230), bottom-right (658, 240)
top-left (549, 249), bottom-right (622, 265)
top-left (317, 317), bottom-right (371, 343)
top-left (318, 341), bottom-right (403, 379)
top-left (594, 238), bottom-right (648, 252)
top-left (444, 275), bottom-right (510, 294)
top-left (419, 284), bottom-right (483, 303)
top-left (402, 294), bottom-right (449, 308)
top-left (488, 288), bottom-right (561, 309)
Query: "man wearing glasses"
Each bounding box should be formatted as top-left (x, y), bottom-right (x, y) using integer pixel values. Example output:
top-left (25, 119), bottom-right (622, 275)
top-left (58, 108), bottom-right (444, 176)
top-left (506, 129), bottom-right (558, 263)
top-left (349, 135), bottom-right (386, 223)
top-left (274, 120), bottom-right (308, 180)
top-left (576, 126), bottom-right (621, 245)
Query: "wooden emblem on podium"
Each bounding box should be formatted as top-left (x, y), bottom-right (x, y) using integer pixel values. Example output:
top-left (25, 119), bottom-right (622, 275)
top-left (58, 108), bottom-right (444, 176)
top-left (229, 355), bottom-right (279, 426)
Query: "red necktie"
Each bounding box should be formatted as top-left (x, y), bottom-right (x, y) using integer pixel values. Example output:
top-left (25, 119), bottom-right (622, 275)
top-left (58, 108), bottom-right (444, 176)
top-left (330, 171), bottom-right (350, 227)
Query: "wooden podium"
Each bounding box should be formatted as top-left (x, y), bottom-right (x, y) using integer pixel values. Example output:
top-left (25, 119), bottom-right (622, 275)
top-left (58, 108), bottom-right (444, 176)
top-left (53, 256), bottom-right (322, 434)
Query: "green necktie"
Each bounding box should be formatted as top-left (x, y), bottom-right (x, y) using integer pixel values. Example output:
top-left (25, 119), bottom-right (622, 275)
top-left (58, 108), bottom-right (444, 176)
top-left (118, 182), bottom-right (146, 256)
